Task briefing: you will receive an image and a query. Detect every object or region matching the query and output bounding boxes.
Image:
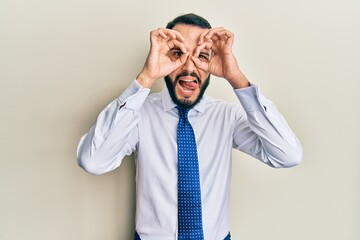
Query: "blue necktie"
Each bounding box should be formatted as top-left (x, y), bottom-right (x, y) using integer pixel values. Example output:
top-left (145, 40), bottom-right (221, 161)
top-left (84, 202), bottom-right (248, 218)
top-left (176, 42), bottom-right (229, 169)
top-left (177, 107), bottom-right (204, 240)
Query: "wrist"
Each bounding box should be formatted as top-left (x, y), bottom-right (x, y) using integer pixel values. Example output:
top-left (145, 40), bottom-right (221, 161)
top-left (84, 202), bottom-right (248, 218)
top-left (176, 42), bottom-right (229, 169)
top-left (136, 72), bottom-right (155, 88)
top-left (227, 72), bottom-right (250, 89)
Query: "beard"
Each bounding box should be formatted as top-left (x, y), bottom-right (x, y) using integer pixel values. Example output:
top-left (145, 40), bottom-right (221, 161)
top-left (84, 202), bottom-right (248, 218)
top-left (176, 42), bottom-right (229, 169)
top-left (164, 71), bottom-right (210, 109)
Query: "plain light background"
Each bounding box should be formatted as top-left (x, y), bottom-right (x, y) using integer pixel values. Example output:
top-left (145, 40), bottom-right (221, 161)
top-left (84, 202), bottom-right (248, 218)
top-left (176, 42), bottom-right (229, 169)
top-left (1, 0), bottom-right (359, 239)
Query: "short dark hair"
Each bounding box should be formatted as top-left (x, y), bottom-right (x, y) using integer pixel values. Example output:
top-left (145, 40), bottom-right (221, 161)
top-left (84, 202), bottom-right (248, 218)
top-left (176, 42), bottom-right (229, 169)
top-left (166, 13), bottom-right (212, 30)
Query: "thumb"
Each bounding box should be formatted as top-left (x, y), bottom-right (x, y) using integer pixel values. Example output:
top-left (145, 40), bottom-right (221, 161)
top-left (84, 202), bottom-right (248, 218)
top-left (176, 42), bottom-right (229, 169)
top-left (191, 56), bottom-right (208, 72)
top-left (173, 52), bottom-right (190, 69)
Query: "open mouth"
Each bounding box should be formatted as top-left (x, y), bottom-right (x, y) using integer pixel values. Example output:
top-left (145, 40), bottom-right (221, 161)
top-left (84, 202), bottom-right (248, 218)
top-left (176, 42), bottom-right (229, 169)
top-left (178, 79), bottom-right (198, 96)
top-left (179, 79), bottom-right (198, 88)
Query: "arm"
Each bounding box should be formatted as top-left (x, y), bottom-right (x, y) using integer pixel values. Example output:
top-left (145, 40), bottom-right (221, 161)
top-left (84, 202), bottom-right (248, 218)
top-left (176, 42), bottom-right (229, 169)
top-left (233, 85), bottom-right (303, 168)
top-left (194, 27), bottom-right (302, 167)
top-left (77, 81), bottom-right (149, 175)
top-left (77, 28), bottom-right (189, 175)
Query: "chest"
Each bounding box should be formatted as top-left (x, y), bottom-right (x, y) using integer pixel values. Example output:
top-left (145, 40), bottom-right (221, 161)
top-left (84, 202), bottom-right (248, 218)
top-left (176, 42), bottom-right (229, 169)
top-left (137, 107), bottom-right (235, 162)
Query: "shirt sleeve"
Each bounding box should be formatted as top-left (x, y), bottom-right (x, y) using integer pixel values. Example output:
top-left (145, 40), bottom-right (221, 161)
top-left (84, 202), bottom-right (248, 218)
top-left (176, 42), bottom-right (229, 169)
top-left (232, 85), bottom-right (303, 168)
top-left (76, 80), bottom-right (150, 175)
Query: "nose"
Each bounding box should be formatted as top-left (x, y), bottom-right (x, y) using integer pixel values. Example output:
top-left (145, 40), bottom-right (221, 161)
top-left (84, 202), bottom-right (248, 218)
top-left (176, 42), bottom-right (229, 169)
top-left (182, 55), bottom-right (196, 73)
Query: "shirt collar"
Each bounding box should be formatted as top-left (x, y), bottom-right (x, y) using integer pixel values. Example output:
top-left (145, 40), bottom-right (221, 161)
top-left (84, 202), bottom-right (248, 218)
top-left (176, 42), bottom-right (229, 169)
top-left (161, 87), bottom-right (206, 113)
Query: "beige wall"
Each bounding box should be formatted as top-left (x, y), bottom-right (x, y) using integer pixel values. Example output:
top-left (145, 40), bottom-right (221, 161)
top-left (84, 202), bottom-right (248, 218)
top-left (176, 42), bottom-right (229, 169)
top-left (1, 0), bottom-right (359, 239)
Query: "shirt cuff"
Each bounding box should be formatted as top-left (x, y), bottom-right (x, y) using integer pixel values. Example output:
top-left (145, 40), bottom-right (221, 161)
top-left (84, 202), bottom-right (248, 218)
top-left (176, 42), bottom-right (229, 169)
top-left (234, 85), bottom-right (265, 112)
top-left (118, 80), bottom-right (150, 111)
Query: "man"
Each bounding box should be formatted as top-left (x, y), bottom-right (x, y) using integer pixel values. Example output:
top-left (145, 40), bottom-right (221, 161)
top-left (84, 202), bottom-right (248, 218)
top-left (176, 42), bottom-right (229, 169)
top-left (77, 13), bottom-right (303, 240)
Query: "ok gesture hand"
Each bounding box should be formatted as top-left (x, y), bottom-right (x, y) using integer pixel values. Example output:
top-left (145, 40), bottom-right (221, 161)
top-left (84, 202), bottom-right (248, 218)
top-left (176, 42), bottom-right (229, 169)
top-left (137, 28), bottom-right (189, 88)
top-left (192, 27), bottom-right (249, 88)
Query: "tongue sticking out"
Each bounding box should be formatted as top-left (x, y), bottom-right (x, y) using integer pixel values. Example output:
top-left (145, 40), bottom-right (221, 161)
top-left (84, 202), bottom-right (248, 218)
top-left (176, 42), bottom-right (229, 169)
top-left (179, 80), bottom-right (198, 89)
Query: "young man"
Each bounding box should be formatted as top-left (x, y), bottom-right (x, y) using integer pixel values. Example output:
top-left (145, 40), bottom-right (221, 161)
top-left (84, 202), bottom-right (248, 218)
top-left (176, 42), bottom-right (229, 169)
top-left (77, 13), bottom-right (303, 240)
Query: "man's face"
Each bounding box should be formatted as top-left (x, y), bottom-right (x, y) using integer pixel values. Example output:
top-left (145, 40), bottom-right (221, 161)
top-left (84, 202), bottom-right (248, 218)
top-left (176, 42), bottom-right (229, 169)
top-left (165, 24), bottom-right (211, 108)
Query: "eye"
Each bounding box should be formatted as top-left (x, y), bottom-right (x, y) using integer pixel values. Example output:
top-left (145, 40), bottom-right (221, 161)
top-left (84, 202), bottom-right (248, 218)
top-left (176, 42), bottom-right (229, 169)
top-left (168, 49), bottom-right (184, 60)
top-left (198, 53), bottom-right (210, 62)
top-left (198, 54), bottom-right (207, 59)
top-left (173, 50), bottom-right (183, 59)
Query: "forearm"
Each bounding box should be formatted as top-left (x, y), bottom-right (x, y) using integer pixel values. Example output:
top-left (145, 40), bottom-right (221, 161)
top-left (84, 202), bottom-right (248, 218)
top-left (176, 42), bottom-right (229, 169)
top-left (233, 85), bottom-right (303, 168)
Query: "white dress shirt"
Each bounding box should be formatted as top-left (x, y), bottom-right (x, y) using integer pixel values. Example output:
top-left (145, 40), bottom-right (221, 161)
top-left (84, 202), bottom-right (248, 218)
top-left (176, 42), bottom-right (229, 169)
top-left (77, 80), bottom-right (303, 240)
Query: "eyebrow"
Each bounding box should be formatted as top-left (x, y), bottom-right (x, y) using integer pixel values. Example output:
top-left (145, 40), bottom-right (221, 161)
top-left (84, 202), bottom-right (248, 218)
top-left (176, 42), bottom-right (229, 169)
top-left (169, 47), bottom-right (181, 51)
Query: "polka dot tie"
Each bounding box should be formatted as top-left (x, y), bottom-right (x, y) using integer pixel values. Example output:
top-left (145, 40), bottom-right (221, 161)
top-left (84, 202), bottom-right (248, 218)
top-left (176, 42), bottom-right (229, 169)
top-left (177, 107), bottom-right (204, 240)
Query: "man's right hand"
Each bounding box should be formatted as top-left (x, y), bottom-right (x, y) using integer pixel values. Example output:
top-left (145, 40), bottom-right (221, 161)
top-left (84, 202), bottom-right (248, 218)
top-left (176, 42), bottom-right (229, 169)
top-left (137, 28), bottom-right (189, 88)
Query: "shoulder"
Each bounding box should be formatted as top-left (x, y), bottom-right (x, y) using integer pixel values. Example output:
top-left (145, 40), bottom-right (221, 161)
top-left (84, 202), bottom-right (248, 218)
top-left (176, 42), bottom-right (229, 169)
top-left (203, 95), bottom-right (240, 111)
top-left (202, 95), bottom-right (245, 120)
top-left (141, 91), bottom-right (163, 113)
top-left (146, 92), bottom-right (162, 103)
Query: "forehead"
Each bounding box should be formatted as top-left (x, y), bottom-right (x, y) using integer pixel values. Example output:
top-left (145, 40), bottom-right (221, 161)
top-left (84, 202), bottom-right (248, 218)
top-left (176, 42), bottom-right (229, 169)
top-left (172, 24), bottom-right (208, 48)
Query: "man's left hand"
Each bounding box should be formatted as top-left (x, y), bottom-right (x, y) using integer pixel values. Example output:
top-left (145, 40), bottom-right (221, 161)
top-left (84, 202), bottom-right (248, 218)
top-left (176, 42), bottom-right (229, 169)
top-left (192, 27), bottom-right (249, 89)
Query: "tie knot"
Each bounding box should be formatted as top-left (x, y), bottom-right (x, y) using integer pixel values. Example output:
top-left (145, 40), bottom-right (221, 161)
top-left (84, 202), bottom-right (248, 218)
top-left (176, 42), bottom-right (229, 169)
top-left (177, 106), bottom-right (190, 119)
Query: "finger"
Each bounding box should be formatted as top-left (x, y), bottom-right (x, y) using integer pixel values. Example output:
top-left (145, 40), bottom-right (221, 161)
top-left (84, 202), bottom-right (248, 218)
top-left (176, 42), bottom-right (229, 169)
top-left (198, 27), bottom-right (226, 44)
top-left (156, 28), bottom-right (185, 42)
top-left (154, 28), bottom-right (168, 39)
top-left (215, 30), bottom-right (234, 42)
top-left (202, 27), bottom-right (225, 42)
top-left (225, 32), bottom-right (235, 46)
top-left (169, 29), bottom-right (185, 42)
top-left (151, 28), bottom-right (182, 41)
top-left (222, 31), bottom-right (235, 46)
top-left (195, 41), bottom-right (212, 57)
top-left (167, 39), bottom-right (187, 53)
top-left (198, 29), bottom-right (212, 44)
top-left (191, 56), bottom-right (208, 72)
top-left (173, 52), bottom-right (190, 68)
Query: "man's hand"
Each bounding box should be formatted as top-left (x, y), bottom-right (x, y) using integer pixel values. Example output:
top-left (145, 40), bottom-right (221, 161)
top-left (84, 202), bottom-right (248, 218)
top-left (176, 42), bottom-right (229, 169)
top-left (192, 27), bottom-right (249, 89)
top-left (137, 28), bottom-right (189, 88)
